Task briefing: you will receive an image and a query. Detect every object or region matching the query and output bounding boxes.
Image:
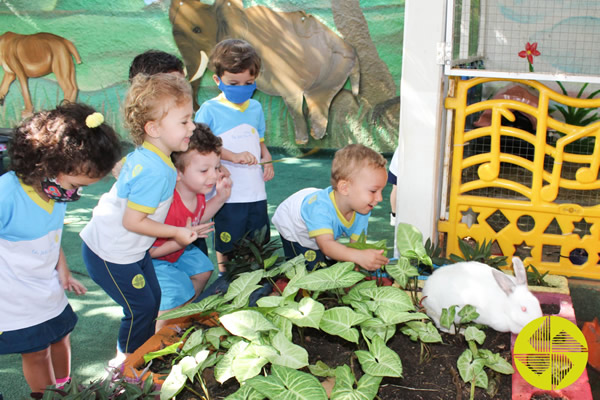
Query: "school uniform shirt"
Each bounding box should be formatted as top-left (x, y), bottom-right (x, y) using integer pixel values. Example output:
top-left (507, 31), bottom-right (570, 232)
top-left (152, 190), bottom-right (206, 263)
top-left (195, 94), bottom-right (266, 203)
top-left (272, 187), bottom-right (370, 250)
top-left (80, 142), bottom-right (177, 264)
top-left (0, 172), bottom-right (68, 331)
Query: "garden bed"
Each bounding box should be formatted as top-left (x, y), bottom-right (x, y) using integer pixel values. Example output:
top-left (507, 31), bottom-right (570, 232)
top-left (136, 320), bottom-right (512, 400)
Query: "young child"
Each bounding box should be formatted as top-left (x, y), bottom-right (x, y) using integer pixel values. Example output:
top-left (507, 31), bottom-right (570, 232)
top-left (80, 73), bottom-right (198, 362)
top-left (0, 103), bottom-right (121, 396)
top-left (119, 49), bottom-right (218, 256)
top-left (195, 38), bottom-right (274, 273)
top-left (272, 144), bottom-right (390, 270)
top-left (150, 123), bottom-right (231, 331)
top-left (128, 49), bottom-right (185, 81)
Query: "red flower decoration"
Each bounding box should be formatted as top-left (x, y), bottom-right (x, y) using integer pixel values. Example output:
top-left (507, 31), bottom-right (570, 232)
top-left (519, 42), bottom-right (541, 65)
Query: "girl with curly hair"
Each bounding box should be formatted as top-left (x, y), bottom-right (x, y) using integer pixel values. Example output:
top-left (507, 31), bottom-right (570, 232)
top-left (80, 73), bottom-right (199, 365)
top-left (0, 102), bottom-right (121, 397)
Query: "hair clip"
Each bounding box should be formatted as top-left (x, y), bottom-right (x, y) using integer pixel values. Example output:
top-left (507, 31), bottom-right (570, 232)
top-left (85, 112), bottom-right (104, 128)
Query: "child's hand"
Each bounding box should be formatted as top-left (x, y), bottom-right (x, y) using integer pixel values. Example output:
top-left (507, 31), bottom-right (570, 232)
top-left (233, 151), bottom-right (257, 165)
top-left (216, 174), bottom-right (232, 200)
top-left (193, 221), bottom-right (215, 238)
top-left (63, 275), bottom-right (87, 295)
top-left (219, 164), bottom-right (231, 178)
top-left (355, 249), bottom-right (389, 271)
top-left (174, 226), bottom-right (198, 246)
top-left (262, 163), bottom-right (274, 182)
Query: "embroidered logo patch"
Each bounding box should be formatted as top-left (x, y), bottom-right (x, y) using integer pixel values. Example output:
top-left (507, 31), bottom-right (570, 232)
top-left (132, 274), bottom-right (146, 289)
top-left (220, 232), bottom-right (231, 243)
top-left (305, 250), bottom-right (317, 262)
top-left (308, 195), bottom-right (317, 204)
top-left (132, 164), bottom-right (143, 177)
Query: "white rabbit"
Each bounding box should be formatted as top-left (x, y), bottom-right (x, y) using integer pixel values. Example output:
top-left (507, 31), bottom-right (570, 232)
top-left (421, 257), bottom-right (542, 334)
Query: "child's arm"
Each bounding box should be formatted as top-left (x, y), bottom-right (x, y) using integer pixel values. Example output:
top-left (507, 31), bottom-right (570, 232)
top-left (149, 218), bottom-right (214, 258)
top-left (123, 208), bottom-right (197, 246)
top-left (260, 142), bottom-right (274, 182)
top-left (56, 248), bottom-right (87, 295)
top-left (221, 148), bottom-right (258, 165)
top-left (315, 234), bottom-right (389, 271)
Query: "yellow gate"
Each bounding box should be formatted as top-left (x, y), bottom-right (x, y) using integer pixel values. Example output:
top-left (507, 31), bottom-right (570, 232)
top-left (438, 77), bottom-right (600, 279)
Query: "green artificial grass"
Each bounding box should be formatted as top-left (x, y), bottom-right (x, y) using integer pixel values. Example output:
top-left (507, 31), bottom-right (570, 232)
top-left (0, 150), bottom-right (395, 399)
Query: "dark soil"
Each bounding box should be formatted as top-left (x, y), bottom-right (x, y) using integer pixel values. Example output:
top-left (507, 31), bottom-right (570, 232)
top-left (151, 325), bottom-right (512, 400)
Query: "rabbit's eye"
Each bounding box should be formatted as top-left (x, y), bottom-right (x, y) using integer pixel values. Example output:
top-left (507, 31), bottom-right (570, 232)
top-left (521, 306), bottom-right (527, 312)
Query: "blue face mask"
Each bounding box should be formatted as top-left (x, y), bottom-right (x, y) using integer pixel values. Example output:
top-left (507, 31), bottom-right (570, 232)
top-left (218, 80), bottom-right (257, 104)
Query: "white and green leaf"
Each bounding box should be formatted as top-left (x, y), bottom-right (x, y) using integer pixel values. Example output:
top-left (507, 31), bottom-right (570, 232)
top-left (330, 365), bottom-right (382, 400)
top-left (267, 331), bottom-right (309, 369)
top-left (355, 336), bottom-right (403, 377)
top-left (246, 365), bottom-right (327, 400)
top-left (295, 262), bottom-right (365, 291)
top-left (220, 310), bottom-right (277, 341)
top-left (320, 307), bottom-right (370, 343)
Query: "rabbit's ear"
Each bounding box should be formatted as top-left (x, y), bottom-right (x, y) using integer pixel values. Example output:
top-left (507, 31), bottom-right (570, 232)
top-left (491, 268), bottom-right (515, 295)
top-left (512, 257), bottom-right (527, 285)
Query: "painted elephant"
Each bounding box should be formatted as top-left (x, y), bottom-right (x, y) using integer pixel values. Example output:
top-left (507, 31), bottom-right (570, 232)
top-left (0, 32), bottom-right (81, 117)
top-left (170, 0), bottom-right (359, 144)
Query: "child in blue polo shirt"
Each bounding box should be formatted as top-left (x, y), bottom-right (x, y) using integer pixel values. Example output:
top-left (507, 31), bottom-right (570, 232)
top-left (81, 73), bottom-right (199, 362)
top-left (150, 123), bottom-right (231, 331)
top-left (195, 38), bottom-right (274, 273)
top-left (272, 144), bottom-right (390, 270)
top-left (0, 103), bottom-right (121, 396)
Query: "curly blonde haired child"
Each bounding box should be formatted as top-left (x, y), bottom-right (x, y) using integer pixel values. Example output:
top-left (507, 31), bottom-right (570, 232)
top-left (81, 73), bottom-right (198, 363)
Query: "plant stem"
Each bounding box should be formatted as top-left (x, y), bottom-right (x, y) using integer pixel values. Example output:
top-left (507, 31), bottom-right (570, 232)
top-left (199, 376), bottom-right (211, 400)
top-left (470, 380), bottom-right (476, 400)
top-left (468, 340), bottom-right (479, 358)
top-left (185, 383), bottom-right (206, 399)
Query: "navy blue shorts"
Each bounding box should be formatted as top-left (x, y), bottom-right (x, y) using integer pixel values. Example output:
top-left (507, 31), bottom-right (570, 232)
top-left (0, 304), bottom-right (77, 354)
top-left (387, 170), bottom-right (397, 185)
top-left (280, 237), bottom-right (332, 271)
top-left (214, 201), bottom-right (270, 254)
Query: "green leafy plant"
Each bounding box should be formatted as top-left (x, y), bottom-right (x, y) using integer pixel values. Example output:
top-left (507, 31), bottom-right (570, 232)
top-left (423, 237), bottom-right (452, 273)
top-left (40, 367), bottom-right (159, 399)
top-left (525, 262), bottom-right (551, 287)
top-left (345, 232), bottom-right (390, 285)
top-left (440, 305), bottom-right (514, 400)
top-left (149, 223), bottom-right (443, 399)
top-left (222, 225), bottom-right (284, 293)
top-left (449, 237), bottom-right (508, 270)
top-left (551, 82), bottom-right (600, 127)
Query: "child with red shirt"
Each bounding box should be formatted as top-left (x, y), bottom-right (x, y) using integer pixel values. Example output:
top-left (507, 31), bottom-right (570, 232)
top-left (150, 123), bottom-right (231, 331)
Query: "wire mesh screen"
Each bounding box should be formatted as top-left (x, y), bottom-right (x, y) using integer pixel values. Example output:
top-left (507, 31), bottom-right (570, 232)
top-left (446, 0), bottom-right (600, 82)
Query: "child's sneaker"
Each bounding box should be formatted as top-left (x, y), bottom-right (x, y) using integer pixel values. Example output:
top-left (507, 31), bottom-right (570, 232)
top-left (389, 212), bottom-right (396, 226)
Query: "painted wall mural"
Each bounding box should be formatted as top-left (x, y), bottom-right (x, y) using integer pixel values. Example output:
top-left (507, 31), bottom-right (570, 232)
top-left (0, 32), bottom-right (81, 118)
top-left (0, 0), bottom-right (403, 152)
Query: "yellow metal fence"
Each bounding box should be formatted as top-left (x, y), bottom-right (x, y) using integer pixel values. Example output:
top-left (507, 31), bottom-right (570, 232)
top-left (438, 77), bottom-right (600, 279)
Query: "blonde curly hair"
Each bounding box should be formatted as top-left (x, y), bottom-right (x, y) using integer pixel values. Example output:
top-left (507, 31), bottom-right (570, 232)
top-left (123, 73), bottom-right (193, 145)
top-left (331, 144), bottom-right (387, 189)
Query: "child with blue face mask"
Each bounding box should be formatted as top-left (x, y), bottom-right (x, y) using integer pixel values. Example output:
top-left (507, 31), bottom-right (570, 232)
top-left (195, 38), bottom-right (274, 272)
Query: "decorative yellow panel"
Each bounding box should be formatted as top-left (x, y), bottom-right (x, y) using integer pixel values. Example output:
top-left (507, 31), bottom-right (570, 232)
top-left (439, 77), bottom-right (600, 279)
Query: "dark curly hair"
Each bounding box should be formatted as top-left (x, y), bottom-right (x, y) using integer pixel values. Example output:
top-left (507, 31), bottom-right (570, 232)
top-left (9, 102), bottom-right (122, 186)
top-left (172, 123), bottom-right (222, 172)
top-left (210, 39), bottom-right (261, 78)
top-left (128, 50), bottom-right (185, 81)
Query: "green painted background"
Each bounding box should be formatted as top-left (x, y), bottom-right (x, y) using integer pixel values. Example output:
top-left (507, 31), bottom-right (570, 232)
top-left (0, 0), bottom-right (403, 152)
